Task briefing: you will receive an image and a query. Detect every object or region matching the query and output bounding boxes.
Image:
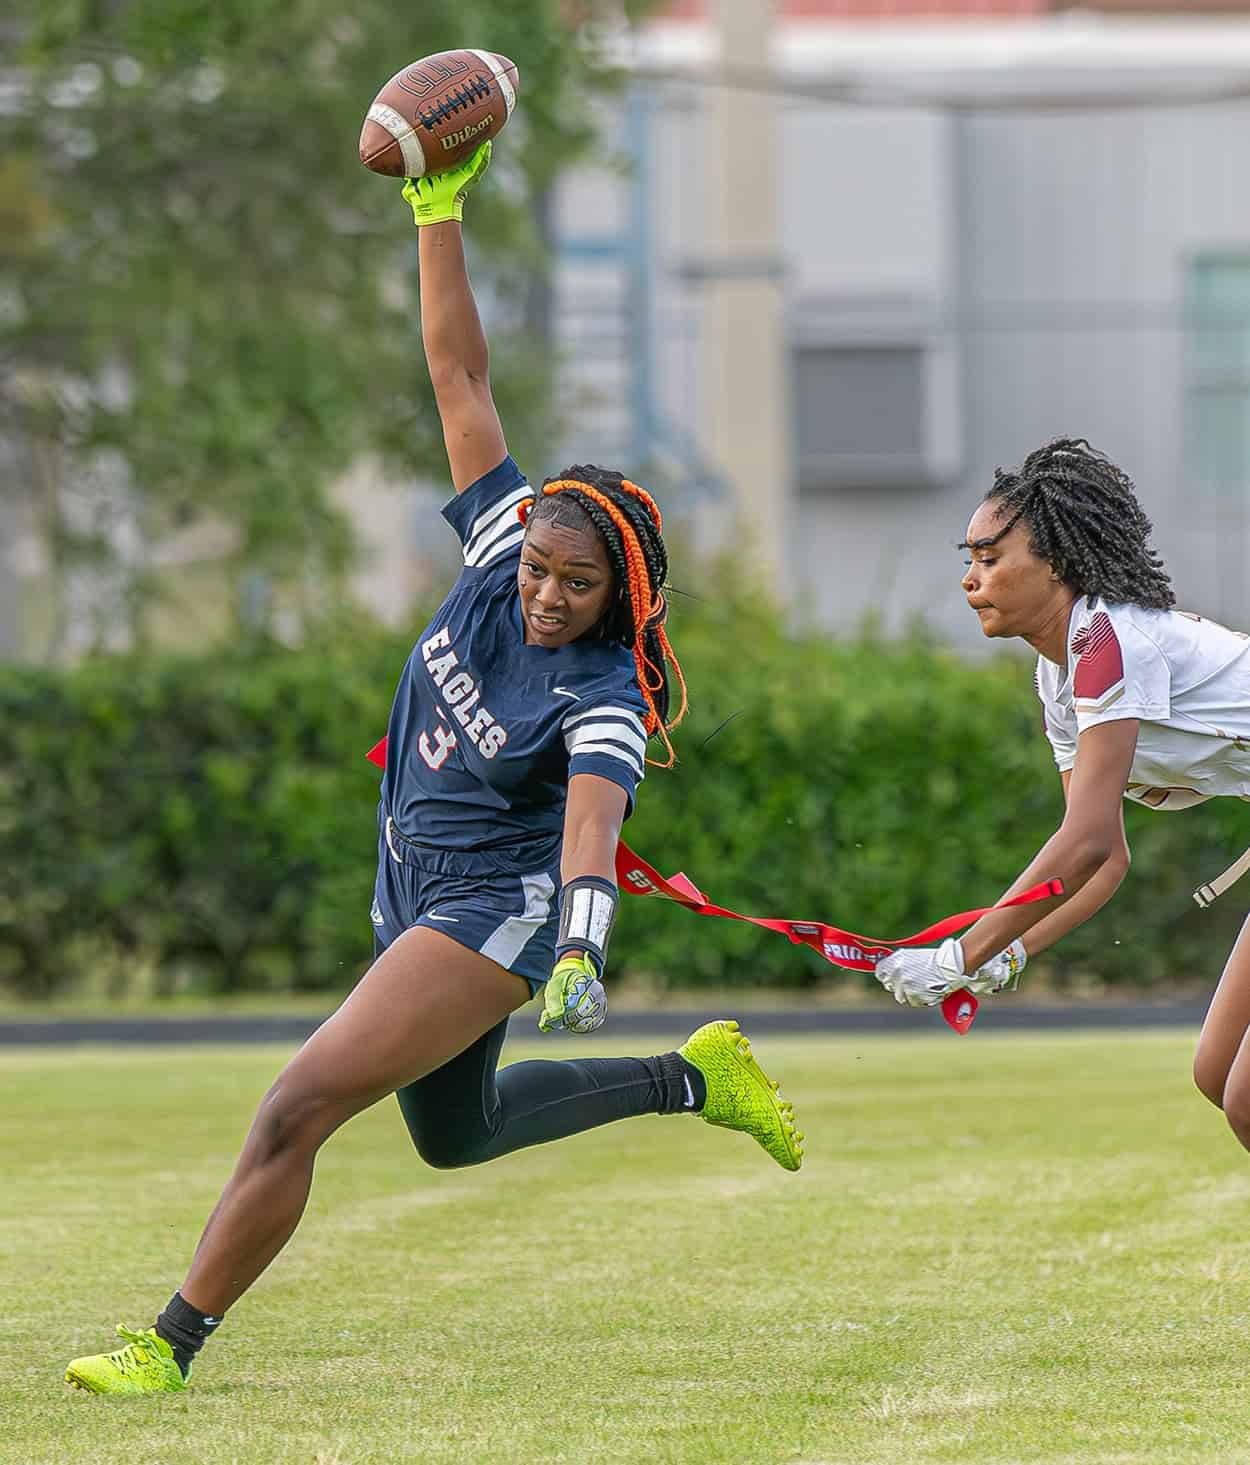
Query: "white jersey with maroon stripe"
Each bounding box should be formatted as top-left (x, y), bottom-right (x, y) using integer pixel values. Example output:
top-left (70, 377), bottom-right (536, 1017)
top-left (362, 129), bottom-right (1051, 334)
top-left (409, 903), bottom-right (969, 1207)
top-left (1035, 597), bottom-right (1250, 809)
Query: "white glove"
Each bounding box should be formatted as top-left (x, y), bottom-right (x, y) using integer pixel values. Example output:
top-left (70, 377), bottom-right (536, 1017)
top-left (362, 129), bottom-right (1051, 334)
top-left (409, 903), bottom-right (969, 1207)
top-left (874, 938), bottom-right (967, 1008)
top-left (964, 939), bottom-right (1027, 996)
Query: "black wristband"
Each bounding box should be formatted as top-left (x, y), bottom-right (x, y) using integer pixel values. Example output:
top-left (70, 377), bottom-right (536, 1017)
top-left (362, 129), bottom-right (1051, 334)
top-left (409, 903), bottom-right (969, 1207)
top-left (555, 875), bottom-right (619, 977)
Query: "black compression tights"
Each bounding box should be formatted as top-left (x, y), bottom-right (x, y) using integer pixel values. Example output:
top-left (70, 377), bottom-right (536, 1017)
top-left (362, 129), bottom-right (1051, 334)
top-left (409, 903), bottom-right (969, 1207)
top-left (396, 1019), bottom-right (693, 1169)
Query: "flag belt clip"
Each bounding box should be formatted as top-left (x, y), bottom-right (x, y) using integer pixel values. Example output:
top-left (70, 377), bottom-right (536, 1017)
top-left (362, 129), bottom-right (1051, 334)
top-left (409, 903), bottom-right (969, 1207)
top-left (1194, 843), bottom-right (1250, 909)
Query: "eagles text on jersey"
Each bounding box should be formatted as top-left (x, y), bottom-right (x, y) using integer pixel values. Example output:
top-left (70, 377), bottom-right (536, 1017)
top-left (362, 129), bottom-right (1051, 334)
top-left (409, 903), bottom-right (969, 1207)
top-left (375, 458), bottom-right (651, 875)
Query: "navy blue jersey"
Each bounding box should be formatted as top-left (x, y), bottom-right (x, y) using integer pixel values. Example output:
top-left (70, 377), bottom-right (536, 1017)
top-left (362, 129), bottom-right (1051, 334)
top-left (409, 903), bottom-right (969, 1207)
top-left (379, 457), bottom-right (649, 874)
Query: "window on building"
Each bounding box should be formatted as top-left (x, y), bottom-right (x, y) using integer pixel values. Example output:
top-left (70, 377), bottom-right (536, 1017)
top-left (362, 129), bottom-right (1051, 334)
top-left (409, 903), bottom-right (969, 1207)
top-left (1187, 256), bottom-right (1250, 499)
top-left (791, 335), bottom-right (956, 493)
top-left (1185, 254), bottom-right (1250, 621)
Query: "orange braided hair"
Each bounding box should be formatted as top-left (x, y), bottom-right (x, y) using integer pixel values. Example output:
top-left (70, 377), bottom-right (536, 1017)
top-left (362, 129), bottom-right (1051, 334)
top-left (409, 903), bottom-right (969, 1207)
top-left (518, 476), bottom-right (687, 768)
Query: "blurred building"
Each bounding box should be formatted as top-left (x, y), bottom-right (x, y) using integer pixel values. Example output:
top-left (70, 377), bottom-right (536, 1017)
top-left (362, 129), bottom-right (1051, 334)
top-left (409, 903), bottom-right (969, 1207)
top-left (7, 2), bottom-right (1250, 657)
top-left (547, 0), bottom-right (1250, 648)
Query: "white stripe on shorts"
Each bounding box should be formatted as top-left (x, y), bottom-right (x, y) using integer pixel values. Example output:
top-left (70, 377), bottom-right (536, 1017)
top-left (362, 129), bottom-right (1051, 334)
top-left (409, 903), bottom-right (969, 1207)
top-left (480, 871), bottom-right (557, 969)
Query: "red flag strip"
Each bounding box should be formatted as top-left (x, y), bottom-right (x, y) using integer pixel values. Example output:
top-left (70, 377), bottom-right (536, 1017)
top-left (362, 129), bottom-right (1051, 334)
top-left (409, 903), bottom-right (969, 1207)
top-left (365, 737), bottom-right (1061, 1033)
top-left (615, 841), bottom-right (1063, 1034)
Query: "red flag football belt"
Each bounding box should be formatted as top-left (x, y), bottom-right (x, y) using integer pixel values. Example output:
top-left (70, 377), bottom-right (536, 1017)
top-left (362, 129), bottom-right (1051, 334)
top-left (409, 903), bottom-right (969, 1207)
top-left (366, 738), bottom-right (1060, 1034)
top-left (615, 841), bottom-right (1062, 1034)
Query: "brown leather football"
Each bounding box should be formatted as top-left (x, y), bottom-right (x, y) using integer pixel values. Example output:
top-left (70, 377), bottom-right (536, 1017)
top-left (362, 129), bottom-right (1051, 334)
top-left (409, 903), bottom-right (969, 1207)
top-left (359, 50), bottom-right (519, 178)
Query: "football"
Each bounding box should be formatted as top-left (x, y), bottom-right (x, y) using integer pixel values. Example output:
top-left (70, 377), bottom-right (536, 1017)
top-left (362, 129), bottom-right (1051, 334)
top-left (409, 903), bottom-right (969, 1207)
top-left (359, 50), bottom-right (519, 179)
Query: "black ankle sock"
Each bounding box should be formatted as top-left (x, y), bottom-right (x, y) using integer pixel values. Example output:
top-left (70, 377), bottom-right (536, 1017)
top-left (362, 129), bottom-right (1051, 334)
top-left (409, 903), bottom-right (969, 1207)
top-left (653, 1051), bottom-right (708, 1114)
top-left (678, 1054), bottom-right (708, 1112)
top-left (155, 1291), bottom-right (223, 1378)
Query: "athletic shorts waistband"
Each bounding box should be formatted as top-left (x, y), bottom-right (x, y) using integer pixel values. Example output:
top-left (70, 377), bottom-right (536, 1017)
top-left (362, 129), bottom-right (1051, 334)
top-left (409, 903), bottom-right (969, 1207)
top-left (381, 814), bottom-right (560, 880)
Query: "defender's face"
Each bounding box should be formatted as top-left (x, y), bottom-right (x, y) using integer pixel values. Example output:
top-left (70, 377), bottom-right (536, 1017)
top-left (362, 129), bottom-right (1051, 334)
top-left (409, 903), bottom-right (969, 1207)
top-left (960, 502), bottom-right (1068, 642)
top-left (518, 519), bottom-right (614, 648)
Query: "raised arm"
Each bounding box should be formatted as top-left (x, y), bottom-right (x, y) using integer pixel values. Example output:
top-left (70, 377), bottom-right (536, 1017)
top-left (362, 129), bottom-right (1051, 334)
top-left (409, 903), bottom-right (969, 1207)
top-left (402, 144), bottom-right (507, 492)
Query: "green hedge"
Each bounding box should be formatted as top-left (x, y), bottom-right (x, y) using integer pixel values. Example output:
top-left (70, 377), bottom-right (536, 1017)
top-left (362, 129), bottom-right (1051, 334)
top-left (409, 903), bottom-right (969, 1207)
top-left (2, 602), bottom-right (1246, 998)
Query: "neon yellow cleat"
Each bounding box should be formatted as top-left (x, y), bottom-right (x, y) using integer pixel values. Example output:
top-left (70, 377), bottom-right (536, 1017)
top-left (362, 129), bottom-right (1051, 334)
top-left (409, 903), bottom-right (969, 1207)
top-left (679, 1019), bottom-right (804, 1172)
top-left (65, 1325), bottom-right (187, 1395)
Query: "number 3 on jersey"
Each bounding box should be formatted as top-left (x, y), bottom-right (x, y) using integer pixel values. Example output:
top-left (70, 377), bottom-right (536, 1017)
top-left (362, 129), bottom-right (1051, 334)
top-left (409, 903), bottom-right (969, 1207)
top-left (419, 715), bottom-right (458, 770)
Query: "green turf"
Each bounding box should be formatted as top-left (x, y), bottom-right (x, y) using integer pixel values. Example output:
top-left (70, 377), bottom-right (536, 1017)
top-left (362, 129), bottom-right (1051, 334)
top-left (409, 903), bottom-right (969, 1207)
top-left (4, 1030), bottom-right (1250, 1464)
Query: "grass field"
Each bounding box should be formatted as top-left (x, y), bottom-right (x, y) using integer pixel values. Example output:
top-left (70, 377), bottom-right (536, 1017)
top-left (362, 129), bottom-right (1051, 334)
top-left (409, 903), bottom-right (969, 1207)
top-left (5, 1029), bottom-right (1250, 1465)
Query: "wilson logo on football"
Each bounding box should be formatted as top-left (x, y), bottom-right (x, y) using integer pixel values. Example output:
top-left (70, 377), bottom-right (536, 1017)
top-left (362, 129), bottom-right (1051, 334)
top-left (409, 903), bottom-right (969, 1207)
top-left (441, 115), bottom-right (495, 150)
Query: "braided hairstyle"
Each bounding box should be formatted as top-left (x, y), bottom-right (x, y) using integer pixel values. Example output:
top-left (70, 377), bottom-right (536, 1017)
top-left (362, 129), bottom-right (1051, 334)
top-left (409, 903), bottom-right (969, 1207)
top-left (984, 438), bottom-right (1175, 609)
top-left (519, 464), bottom-right (687, 767)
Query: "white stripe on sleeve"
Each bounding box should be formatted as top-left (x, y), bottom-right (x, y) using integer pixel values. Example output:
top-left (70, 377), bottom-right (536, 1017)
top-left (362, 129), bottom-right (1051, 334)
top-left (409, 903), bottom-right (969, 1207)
top-left (463, 485), bottom-right (531, 565)
top-left (467, 481), bottom-right (530, 544)
top-left (565, 705), bottom-right (648, 781)
top-left (565, 716), bottom-right (648, 762)
top-left (466, 525), bottom-right (524, 568)
top-left (568, 741), bottom-right (645, 781)
top-left (562, 702), bottom-right (645, 731)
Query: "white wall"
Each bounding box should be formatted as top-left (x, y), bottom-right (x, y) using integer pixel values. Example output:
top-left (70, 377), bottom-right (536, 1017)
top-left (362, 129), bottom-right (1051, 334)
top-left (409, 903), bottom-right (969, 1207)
top-left (549, 26), bottom-right (1250, 648)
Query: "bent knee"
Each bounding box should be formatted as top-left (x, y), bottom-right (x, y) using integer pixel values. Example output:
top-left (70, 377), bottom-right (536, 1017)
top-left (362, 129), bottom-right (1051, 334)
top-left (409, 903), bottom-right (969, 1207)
top-left (403, 1118), bottom-right (494, 1171)
top-left (1193, 1052), bottom-right (1227, 1110)
top-left (415, 1143), bottom-right (469, 1171)
top-left (410, 1133), bottom-right (487, 1170)
top-left (252, 1080), bottom-right (347, 1162)
top-left (1224, 1080), bottom-right (1250, 1146)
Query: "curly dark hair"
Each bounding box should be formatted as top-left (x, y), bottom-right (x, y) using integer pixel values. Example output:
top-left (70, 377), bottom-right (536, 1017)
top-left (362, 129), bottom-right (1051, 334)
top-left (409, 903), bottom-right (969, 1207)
top-left (983, 438), bottom-right (1175, 609)
top-left (526, 464), bottom-right (686, 765)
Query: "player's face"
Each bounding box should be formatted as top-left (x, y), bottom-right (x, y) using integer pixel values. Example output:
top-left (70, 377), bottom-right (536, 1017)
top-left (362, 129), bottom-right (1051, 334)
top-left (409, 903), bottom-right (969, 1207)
top-left (518, 520), bottom-right (615, 648)
top-left (960, 501), bottom-right (1069, 641)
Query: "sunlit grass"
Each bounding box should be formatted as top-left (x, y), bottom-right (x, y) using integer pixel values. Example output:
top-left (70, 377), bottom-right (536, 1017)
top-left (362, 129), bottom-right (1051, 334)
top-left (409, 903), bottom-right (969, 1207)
top-left (4, 1030), bottom-right (1249, 1464)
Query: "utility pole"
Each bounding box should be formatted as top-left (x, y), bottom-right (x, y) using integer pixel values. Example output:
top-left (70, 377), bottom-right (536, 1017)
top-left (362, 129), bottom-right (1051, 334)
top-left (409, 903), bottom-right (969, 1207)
top-left (0, 446), bottom-right (21, 657)
top-left (700, 0), bottom-right (791, 598)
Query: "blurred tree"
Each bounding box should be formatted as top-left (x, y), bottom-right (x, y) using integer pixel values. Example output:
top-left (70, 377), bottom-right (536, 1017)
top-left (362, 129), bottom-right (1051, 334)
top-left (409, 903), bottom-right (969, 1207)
top-left (0, 1), bottom-right (656, 655)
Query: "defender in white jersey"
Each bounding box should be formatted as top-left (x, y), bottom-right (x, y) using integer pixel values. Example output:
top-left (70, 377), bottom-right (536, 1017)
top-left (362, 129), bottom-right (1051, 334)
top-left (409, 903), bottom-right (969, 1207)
top-left (874, 439), bottom-right (1250, 1155)
top-left (64, 143), bottom-right (802, 1398)
top-left (1034, 597), bottom-right (1250, 810)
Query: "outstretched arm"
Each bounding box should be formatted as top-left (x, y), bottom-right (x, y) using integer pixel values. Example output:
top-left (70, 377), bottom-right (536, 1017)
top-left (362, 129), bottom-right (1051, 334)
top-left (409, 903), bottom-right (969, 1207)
top-left (993, 768), bottom-right (1131, 961)
top-left (957, 719), bottom-right (1138, 972)
top-left (403, 144), bottom-right (507, 492)
top-left (875, 719), bottom-right (1139, 1007)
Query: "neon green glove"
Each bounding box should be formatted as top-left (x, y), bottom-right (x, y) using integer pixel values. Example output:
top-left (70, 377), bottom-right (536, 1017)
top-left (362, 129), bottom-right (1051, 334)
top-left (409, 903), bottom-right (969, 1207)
top-left (538, 953), bottom-right (607, 1035)
top-left (401, 141), bottom-right (492, 227)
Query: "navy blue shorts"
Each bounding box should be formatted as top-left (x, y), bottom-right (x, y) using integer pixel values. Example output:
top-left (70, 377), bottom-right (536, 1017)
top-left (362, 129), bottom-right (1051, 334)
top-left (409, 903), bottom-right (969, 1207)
top-left (371, 815), bottom-right (560, 999)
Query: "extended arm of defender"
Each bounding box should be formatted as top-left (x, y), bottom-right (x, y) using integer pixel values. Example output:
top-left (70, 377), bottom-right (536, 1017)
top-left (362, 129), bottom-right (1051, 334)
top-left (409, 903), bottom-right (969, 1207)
top-left (958, 719), bottom-right (1138, 972)
top-left (876, 720), bottom-right (1139, 1007)
top-left (406, 145), bottom-right (507, 493)
top-left (1001, 769), bottom-right (1131, 961)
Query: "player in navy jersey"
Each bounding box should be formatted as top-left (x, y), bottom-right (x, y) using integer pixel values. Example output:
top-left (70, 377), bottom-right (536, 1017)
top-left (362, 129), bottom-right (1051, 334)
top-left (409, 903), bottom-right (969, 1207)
top-left (65, 142), bottom-right (803, 1397)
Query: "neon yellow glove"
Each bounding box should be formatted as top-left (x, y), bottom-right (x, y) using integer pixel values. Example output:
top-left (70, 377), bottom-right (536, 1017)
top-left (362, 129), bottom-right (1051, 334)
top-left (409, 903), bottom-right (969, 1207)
top-left (401, 140), bottom-right (492, 227)
top-left (538, 953), bottom-right (607, 1034)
